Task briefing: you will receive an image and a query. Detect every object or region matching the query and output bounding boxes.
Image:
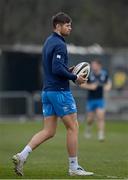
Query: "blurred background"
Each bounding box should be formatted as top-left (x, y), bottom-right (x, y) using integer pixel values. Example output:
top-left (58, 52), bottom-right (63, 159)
top-left (0, 0), bottom-right (128, 121)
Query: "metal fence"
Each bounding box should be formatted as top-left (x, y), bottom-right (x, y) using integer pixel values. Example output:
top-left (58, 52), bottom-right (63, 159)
top-left (0, 90), bottom-right (128, 120)
top-left (0, 91), bottom-right (33, 118)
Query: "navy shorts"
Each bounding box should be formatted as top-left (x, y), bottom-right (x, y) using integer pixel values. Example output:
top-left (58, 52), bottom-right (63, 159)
top-left (42, 91), bottom-right (77, 117)
top-left (86, 99), bottom-right (105, 112)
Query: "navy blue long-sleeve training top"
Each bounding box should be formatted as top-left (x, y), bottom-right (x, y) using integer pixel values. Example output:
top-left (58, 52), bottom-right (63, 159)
top-left (42, 32), bottom-right (77, 91)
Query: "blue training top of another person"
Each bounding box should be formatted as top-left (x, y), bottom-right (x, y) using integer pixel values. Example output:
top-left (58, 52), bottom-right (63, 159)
top-left (87, 69), bottom-right (109, 100)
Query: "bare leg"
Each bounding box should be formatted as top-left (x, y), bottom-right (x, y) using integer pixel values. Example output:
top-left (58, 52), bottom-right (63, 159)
top-left (96, 108), bottom-right (105, 141)
top-left (62, 113), bottom-right (94, 176)
top-left (19, 116), bottom-right (58, 159)
top-left (86, 112), bottom-right (95, 125)
top-left (12, 116), bottom-right (58, 176)
top-left (85, 112), bottom-right (94, 138)
top-left (62, 113), bottom-right (78, 157)
top-left (28, 116), bottom-right (58, 150)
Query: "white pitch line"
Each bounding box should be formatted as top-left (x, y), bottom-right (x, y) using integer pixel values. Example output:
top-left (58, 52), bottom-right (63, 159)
top-left (95, 173), bottom-right (127, 179)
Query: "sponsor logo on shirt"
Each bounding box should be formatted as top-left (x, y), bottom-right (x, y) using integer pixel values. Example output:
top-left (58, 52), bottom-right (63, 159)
top-left (57, 54), bottom-right (61, 59)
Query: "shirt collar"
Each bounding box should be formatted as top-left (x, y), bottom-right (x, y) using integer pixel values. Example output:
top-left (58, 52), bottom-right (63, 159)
top-left (53, 32), bottom-right (65, 42)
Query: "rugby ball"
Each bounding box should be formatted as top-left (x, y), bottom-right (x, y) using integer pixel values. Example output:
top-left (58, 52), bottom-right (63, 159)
top-left (72, 62), bottom-right (90, 78)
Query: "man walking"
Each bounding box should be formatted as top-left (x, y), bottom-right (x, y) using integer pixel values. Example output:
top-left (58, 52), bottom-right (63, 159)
top-left (12, 12), bottom-right (94, 176)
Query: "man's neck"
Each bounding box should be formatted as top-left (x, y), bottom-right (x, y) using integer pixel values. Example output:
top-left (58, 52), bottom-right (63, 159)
top-left (94, 69), bottom-right (101, 75)
top-left (54, 30), bottom-right (63, 37)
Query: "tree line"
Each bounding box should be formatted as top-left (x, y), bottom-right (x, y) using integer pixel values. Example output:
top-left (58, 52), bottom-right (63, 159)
top-left (0, 0), bottom-right (128, 47)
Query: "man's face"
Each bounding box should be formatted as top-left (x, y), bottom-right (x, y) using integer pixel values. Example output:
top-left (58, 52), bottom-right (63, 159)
top-left (57, 22), bottom-right (72, 36)
top-left (91, 61), bottom-right (102, 73)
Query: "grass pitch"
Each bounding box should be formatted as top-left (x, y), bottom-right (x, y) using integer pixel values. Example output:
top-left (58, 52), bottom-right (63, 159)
top-left (0, 120), bottom-right (128, 179)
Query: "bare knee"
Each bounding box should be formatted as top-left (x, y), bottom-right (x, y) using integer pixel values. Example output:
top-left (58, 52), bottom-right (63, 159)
top-left (87, 113), bottom-right (94, 125)
top-left (47, 129), bottom-right (56, 138)
top-left (87, 118), bottom-right (93, 125)
top-left (67, 121), bottom-right (79, 134)
top-left (41, 128), bottom-right (56, 139)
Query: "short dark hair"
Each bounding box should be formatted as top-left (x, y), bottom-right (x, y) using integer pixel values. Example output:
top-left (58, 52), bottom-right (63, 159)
top-left (52, 12), bottom-right (72, 28)
top-left (92, 59), bottom-right (102, 65)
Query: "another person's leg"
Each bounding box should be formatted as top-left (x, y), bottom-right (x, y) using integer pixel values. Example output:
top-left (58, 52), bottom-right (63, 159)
top-left (96, 108), bottom-right (105, 141)
top-left (85, 111), bottom-right (95, 138)
top-left (84, 100), bottom-right (95, 138)
top-left (95, 99), bottom-right (106, 141)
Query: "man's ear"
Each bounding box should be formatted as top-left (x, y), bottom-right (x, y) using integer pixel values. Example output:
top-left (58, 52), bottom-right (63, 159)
top-left (56, 24), bottom-right (61, 30)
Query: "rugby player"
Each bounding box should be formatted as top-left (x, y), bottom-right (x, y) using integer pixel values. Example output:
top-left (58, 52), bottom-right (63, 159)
top-left (12, 12), bottom-right (94, 176)
top-left (80, 59), bottom-right (112, 141)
